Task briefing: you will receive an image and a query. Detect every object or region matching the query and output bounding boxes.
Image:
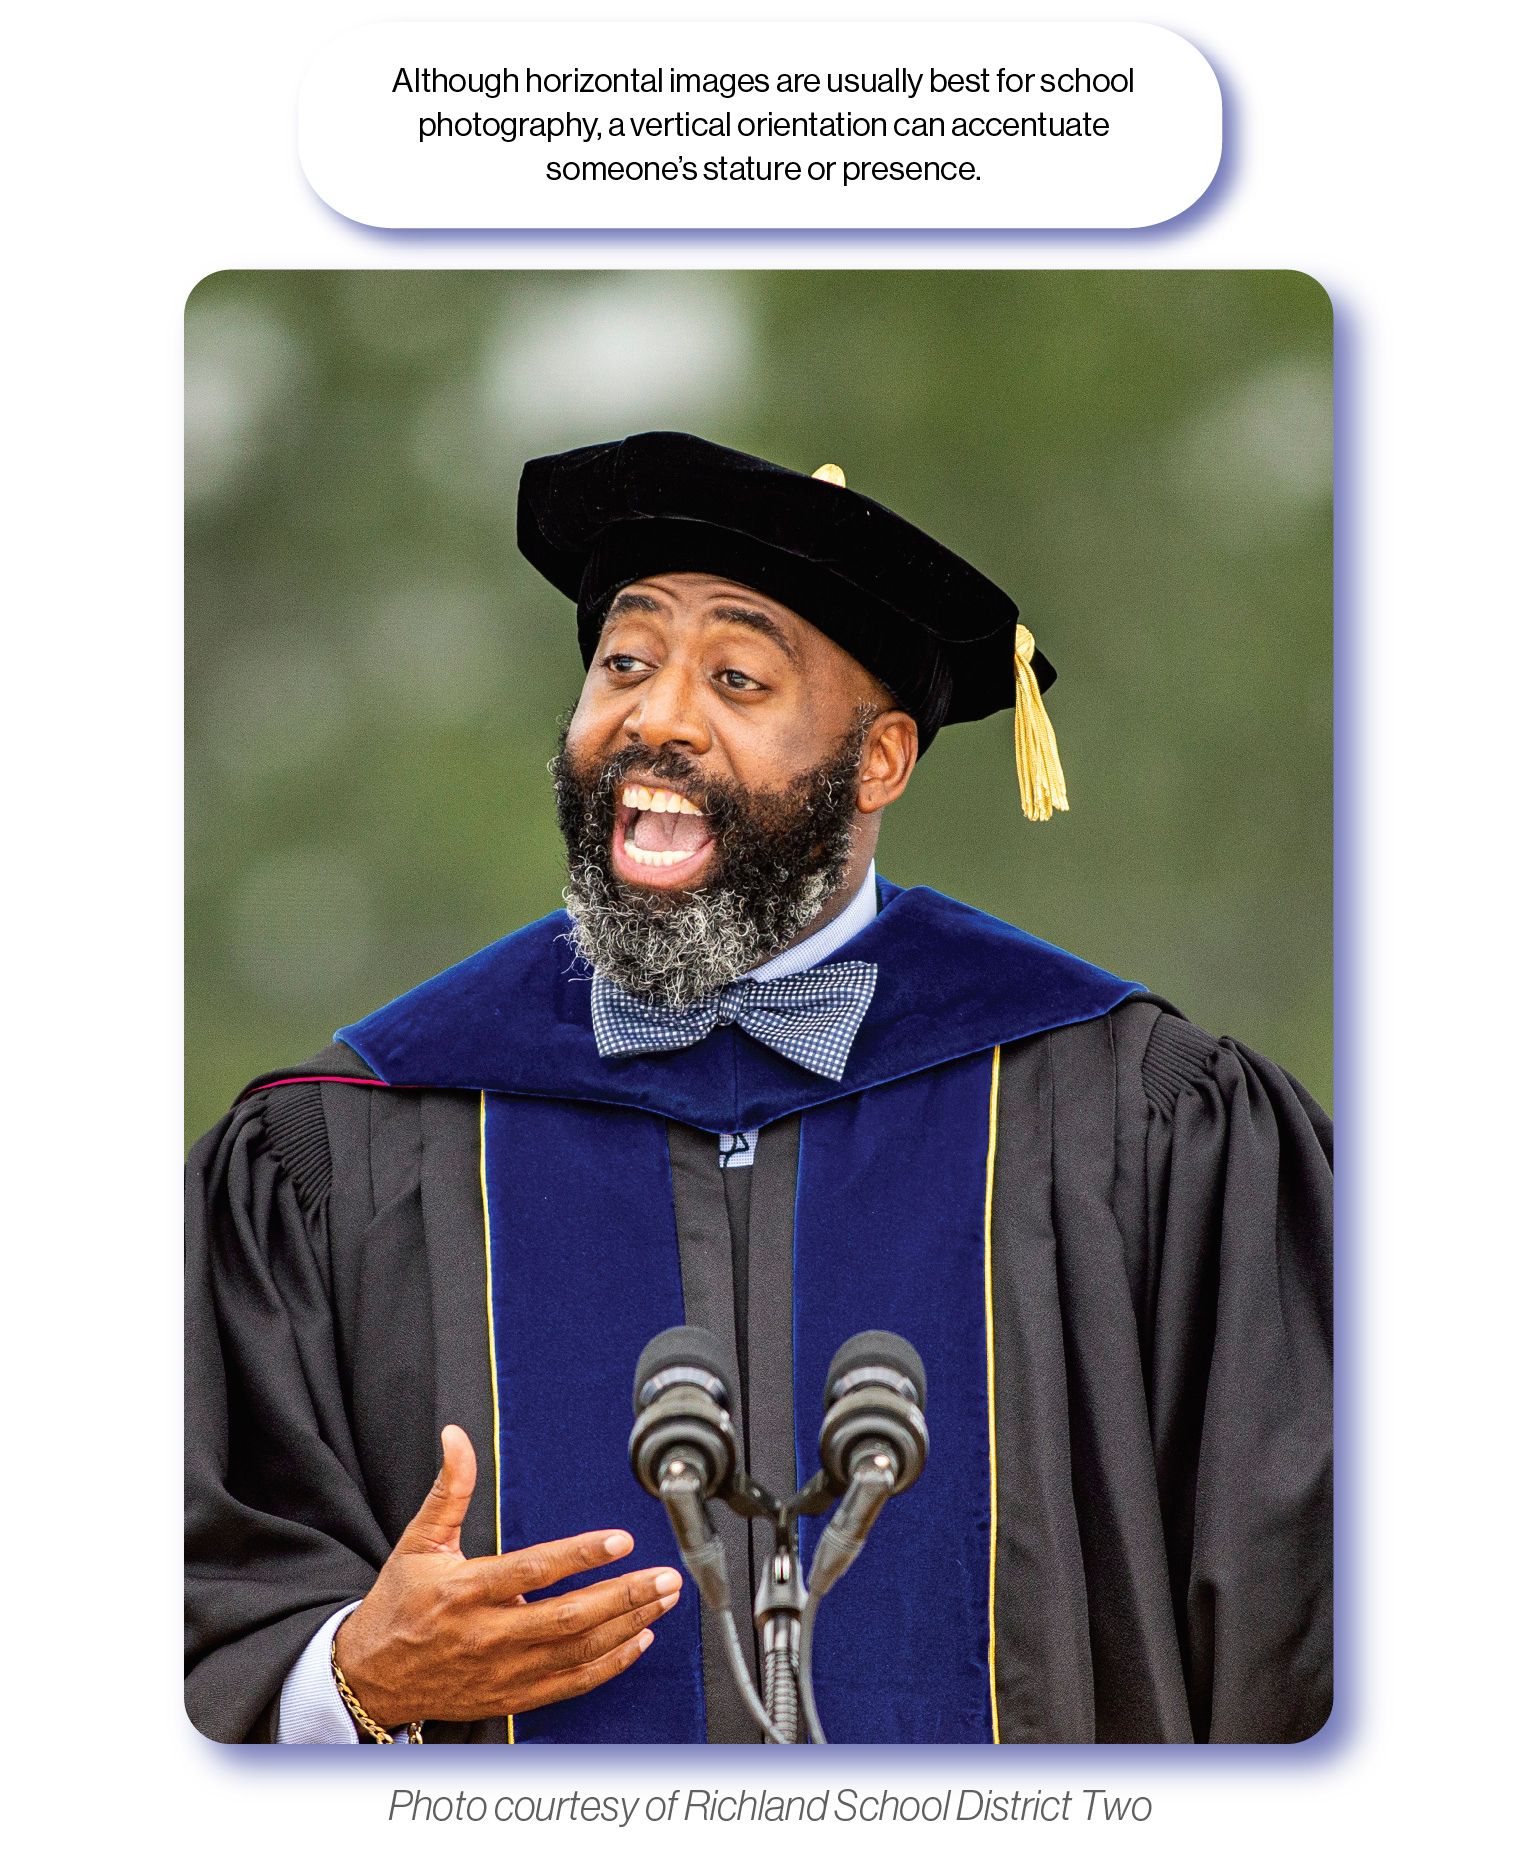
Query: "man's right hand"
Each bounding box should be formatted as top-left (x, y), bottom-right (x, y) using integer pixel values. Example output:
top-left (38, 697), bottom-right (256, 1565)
top-left (332, 1425), bottom-right (682, 1729)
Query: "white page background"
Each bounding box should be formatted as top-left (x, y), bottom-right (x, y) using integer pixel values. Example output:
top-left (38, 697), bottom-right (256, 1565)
top-left (7, 0), bottom-right (1511, 1865)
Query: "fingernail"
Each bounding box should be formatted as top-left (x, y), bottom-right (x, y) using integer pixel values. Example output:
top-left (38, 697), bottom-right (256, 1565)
top-left (658, 1592), bottom-right (680, 1611)
top-left (653, 1569), bottom-right (682, 1595)
top-left (603, 1532), bottom-right (634, 1557)
top-left (637, 1630), bottom-right (654, 1652)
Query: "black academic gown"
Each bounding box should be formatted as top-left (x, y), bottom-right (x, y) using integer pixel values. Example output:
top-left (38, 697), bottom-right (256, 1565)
top-left (185, 888), bottom-right (1332, 1746)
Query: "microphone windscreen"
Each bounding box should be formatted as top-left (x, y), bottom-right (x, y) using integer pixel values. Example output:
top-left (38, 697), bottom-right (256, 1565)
top-left (633, 1324), bottom-right (737, 1411)
top-left (825, 1331), bottom-right (927, 1408)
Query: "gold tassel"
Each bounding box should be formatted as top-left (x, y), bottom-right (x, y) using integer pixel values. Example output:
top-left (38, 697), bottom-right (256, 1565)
top-left (812, 463), bottom-right (846, 486)
top-left (1013, 623), bottom-right (1069, 822)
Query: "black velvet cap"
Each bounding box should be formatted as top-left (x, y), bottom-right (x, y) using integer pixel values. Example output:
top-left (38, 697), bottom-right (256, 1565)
top-left (516, 431), bottom-right (1052, 753)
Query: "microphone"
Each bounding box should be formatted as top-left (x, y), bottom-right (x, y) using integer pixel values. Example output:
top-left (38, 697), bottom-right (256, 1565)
top-left (811, 1330), bottom-right (928, 1591)
top-left (628, 1325), bottom-right (740, 1609)
top-left (629, 1324), bottom-right (740, 1502)
top-left (800, 1331), bottom-right (929, 1747)
top-left (630, 1325), bottom-right (793, 1745)
top-left (820, 1329), bottom-right (927, 1485)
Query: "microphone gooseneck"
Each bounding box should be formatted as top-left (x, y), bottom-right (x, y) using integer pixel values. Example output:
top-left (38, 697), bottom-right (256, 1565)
top-left (798, 1590), bottom-right (828, 1747)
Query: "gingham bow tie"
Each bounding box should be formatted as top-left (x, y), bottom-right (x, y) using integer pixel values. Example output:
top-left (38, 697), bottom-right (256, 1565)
top-left (591, 958), bottom-right (879, 1082)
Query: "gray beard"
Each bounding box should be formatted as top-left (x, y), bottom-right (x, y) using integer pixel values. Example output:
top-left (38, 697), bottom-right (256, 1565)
top-left (561, 864), bottom-right (841, 1008)
top-left (553, 710), bottom-right (872, 1008)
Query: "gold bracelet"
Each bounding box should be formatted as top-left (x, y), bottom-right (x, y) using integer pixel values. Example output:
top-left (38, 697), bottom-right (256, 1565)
top-left (330, 1639), bottom-right (425, 1745)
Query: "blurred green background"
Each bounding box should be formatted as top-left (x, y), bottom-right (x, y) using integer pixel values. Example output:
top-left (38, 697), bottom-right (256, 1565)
top-left (186, 269), bottom-right (1331, 1144)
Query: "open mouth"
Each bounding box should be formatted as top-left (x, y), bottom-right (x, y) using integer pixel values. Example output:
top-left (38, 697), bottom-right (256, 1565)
top-left (611, 781), bottom-right (718, 888)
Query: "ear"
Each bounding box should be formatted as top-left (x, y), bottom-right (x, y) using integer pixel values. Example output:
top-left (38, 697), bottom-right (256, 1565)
top-left (856, 710), bottom-right (918, 815)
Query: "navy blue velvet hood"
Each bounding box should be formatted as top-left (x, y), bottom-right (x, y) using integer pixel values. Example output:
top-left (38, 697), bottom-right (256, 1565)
top-left (337, 877), bottom-right (1142, 1135)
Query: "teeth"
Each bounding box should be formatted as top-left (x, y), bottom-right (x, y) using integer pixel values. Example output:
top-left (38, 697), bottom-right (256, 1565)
top-left (625, 840), bottom-right (694, 868)
top-left (620, 783), bottom-right (703, 815)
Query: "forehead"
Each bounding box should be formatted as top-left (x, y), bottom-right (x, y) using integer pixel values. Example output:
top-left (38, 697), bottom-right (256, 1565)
top-left (606, 571), bottom-right (811, 630)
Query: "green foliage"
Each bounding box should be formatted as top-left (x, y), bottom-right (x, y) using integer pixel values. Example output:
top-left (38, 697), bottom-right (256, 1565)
top-left (186, 270), bottom-right (1331, 1142)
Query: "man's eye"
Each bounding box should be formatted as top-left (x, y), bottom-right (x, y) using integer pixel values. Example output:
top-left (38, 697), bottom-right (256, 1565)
top-left (602, 653), bottom-right (649, 675)
top-left (717, 669), bottom-right (763, 692)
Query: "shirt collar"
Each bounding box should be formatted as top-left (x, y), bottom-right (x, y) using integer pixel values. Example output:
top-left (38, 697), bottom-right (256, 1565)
top-left (743, 860), bottom-right (878, 984)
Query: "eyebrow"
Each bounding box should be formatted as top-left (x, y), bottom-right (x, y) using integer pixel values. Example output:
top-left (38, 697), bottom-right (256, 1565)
top-left (602, 591), bottom-right (801, 667)
top-left (707, 604), bottom-right (801, 667)
top-left (604, 591), bottom-right (662, 621)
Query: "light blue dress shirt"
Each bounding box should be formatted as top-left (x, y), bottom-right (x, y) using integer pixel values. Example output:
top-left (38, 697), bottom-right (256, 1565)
top-left (716, 860), bottom-right (878, 1166)
top-left (276, 862), bottom-right (879, 1741)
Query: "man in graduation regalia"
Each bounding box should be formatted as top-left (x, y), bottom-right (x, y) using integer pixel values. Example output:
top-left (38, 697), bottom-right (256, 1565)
top-left (186, 433), bottom-right (1333, 1747)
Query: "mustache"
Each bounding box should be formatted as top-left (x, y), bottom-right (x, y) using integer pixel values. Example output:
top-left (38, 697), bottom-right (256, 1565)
top-left (596, 745), bottom-right (709, 793)
top-left (565, 742), bottom-right (808, 841)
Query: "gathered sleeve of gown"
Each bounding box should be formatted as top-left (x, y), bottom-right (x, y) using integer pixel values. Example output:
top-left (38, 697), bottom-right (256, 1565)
top-left (184, 1082), bottom-right (397, 1741)
top-left (1139, 1013), bottom-right (1334, 1743)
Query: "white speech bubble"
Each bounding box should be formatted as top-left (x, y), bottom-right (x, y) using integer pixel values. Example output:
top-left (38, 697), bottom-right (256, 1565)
top-left (299, 20), bottom-right (1221, 230)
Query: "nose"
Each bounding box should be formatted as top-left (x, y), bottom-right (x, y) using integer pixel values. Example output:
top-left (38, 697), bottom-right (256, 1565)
top-left (622, 661), bottom-right (712, 757)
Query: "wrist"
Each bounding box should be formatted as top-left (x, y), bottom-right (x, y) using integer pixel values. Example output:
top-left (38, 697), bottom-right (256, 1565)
top-left (331, 1607), bottom-right (407, 1733)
